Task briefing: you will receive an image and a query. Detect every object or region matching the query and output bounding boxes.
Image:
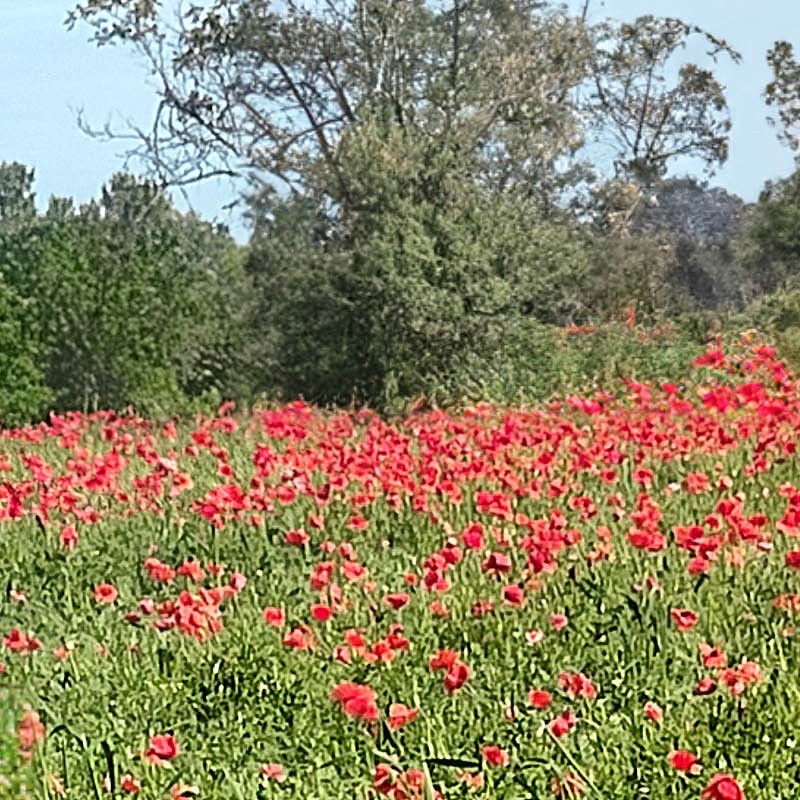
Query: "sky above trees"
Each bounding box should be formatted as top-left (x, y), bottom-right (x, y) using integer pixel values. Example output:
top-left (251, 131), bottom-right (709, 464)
top-left (0, 0), bottom-right (796, 241)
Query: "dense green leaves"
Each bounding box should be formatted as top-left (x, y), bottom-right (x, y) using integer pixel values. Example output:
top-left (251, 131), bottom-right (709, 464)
top-left (0, 167), bottom-right (251, 419)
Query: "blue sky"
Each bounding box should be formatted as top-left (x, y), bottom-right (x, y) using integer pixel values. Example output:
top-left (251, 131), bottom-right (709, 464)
top-left (1, 0), bottom-right (797, 241)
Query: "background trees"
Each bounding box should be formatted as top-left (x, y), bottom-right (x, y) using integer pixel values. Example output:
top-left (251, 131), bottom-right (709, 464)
top-left (5, 6), bottom-right (800, 421)
top-left (0, 165), bottom-right (250, 419)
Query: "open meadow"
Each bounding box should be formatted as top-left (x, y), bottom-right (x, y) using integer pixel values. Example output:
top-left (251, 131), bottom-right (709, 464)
top-left (3, 339), bottom-right (800, 799)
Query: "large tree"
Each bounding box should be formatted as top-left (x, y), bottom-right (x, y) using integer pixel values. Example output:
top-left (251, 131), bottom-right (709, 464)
top-left (68, 0), bottom-right (595, 211)
top-left (67, 1), bottom-right (742, 405)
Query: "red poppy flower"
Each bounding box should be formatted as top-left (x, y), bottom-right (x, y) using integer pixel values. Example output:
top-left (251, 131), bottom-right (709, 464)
top-left (643, 701), bottom-right (663, 724)
top-left (310, 603), bottom-right (333, 622)
top-left (93, 583), bottom-right (118, 605)
top-left (429, 649), bottom-right (460, 671)
top-left (671, 608), bottom-right (699, 631)
top-left (145, 733), bottom-right (179, 765)
top-left (668, 750), bottom-right (702, 775)
top-left (229, 572), bottom-right (247, 592)
top-left (60, 524), bottom-right (78, 549)
top-left (383, 593), bottom-right (411, 610)
top-left (262, 607), bottom-right (285, 628)
top-left (558, 671), bottom-right (597, 700)
top-left (120, 774), bottom-right (141, 794)
top-left (443, 661), bottom-right (470, 693)
top-left (17, 707), bottom-right (45, 755)
top-left (373, 763), bottom-right (395, 795)
top-left (525, 629), bottom-right (544, 645)
top-left (699, 643), bottom-right (727, 669)
top-left (695, 677), bottom-right (717, 696)
top-left (528, 689), bottom-right (552, 709)
top-left (786, 550), bottom-right (800, 569)
top-left (260, 763), bottom-right (287, 783)
top-left (481, 745), bottom-right (509, 767)
top-left (3, 629), bottom-right (42, 655)
top-left (387, 703), bottom-right (419, 729)
top-left (549, 709), bottom-right (577, 738)
top-left (282, 626), bottom-right (315, 651)
top-left (502, 584), bottom-right (525, 607)
top-left (701, 773), bottom-right (745, 800)
top-left (284, 529), bottom-right (309, 546)
top-left (330, 681), bottom-right (378, 721)
top-left (550, 613), bottom-right (569, 631)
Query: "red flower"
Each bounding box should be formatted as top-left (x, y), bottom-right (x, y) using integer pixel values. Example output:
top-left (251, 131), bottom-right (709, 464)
top-left (695, 677), bottom-right (717, 696)
top-left (282, 626), bottom-right (315, 651)
top-left (525, 629), bottom-right (544, 645)
top-left (549, 708), bottom-right (577, 738)
top-left (373, 764), bottom-right (395, 795)
top-left (557, 671), bottom-right (597, 700)
top-left (176, 560), bottom-right (206, 582)
top-left (786, 550), bottom-right (800, 569)
top-left (699, 643), bottom-right (727, 669)
top-left (528, 689), bottom-right (552, 709)
top-left (143, 557), bottom-right (176, 583)
top-left (310, 603), bottom-right (333, 622)
top-left (428, 649), bottom-right (459, 671)
top-left (330, 681), bottom-right (378, 721)
top-left (93, 583), bottom-right (118, 605)
top-left (260, 763), bottom-right (287, 783)
top-left (481, 745), bottom-right (509, 767)
top-left (502, 584), bottom-right (525, 608)
top-left (262, 607), bottom-right (285, 628)
top-left (3, 629), bottom-right (42, 655)
top-left (145, 733), bottom-right (179, 765)
top-left (668, 750), bottom-right (702, 775)
top-left (443, 661), bottom-right (470, 693)
top-left (383, 593), bottom-right (411, 610)
top-left (229, 572), bottom-right (247, 592)
top-left (671, 608), bottom-right (699, 631)
top-left (643, 701), bottom-right (663, 724)
top-left (60, 524), bottom-right (78, 549)
top-left (550, 613), bottom-right (569, 631)
top-left (17, 707), bottom-right (45, 757)
top-left (120, 774), bottom-right (142, 794)
top-left (481, 551), bottom-right (512, 575)
top-left (387, 703), bottom-right (419, 730)
top-left (701, 773), bottom-right (745, 800)
top-left (284, 529), bottom-right (309, 547)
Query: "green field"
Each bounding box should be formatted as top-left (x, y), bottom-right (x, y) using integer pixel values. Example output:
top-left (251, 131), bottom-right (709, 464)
top-left (1, 340), bottom-right (798, 799)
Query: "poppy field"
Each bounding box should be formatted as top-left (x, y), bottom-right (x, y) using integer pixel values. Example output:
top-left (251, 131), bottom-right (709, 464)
top-left (4, 339), bottom-right (800, 799)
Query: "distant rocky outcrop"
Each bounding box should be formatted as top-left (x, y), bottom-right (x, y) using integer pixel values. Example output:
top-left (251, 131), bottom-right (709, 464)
top-left (629, 177), bottom-right (748, 245)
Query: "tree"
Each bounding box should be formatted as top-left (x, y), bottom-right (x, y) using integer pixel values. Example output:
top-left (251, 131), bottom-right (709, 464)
top-left (585, 16), bottom-right (739, 185)
top-left (67, 0), bottom-right (597, 211)
top-left (246, 120), bottom-right (592, 405)
top-left (733, 167), bottom-right (800, 299)
top-left (0, 162), bottom-right (36, 235)
top-left (0, 171), bottom-right (252, 414)
top-left (67, 2), bottom-right (742, 406)
top-left (766, 40), bottom-right (800, 151)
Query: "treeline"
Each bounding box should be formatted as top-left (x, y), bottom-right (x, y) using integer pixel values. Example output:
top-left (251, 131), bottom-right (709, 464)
top-left (4, 1), bottom-right (800, 423)
top-left (4, 157), bottom-right (800, 426)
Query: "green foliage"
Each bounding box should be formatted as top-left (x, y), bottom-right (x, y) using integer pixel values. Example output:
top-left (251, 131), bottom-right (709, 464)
top-left (428, 317), bottom-right (710, 407)
top-left (0, 279), bottom-right (51, 428)
top-left (733, 168), bottom-right (800, 299)
top-left (0, 169), bottom-right (252, 418)
top-left (248, 123), bottom-right (593, 407)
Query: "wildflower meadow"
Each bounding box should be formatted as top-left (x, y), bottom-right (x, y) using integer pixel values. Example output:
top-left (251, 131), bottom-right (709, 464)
top-left (3, 339), bottom-right (800, 799)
